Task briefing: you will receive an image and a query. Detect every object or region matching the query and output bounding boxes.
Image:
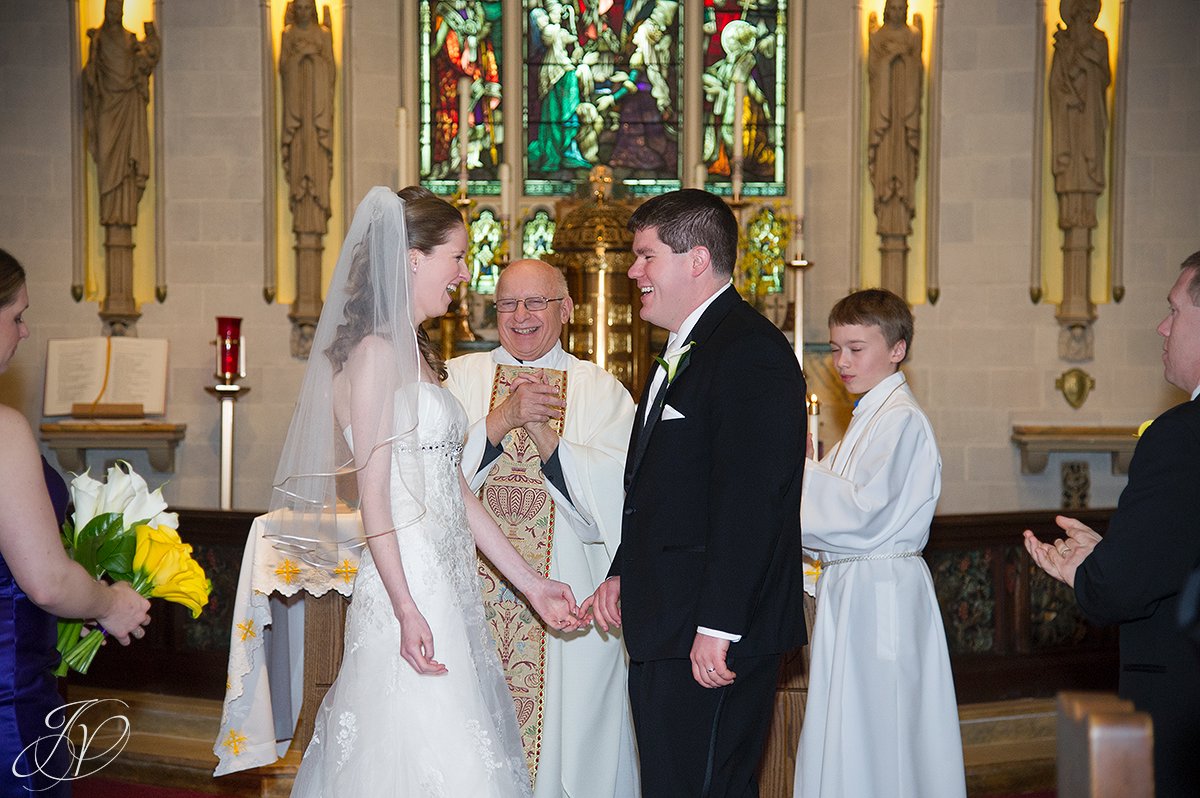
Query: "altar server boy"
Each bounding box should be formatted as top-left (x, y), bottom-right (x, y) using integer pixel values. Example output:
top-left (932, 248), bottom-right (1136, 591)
top-left (793, 289), bottom-right (966, 798)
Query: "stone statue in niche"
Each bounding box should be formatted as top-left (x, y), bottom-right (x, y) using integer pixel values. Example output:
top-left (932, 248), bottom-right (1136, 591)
top-left (280, 0), bottom-right (335, 357)
top-left (83, 0), bottom-right (161, 333)
top-left (1049, 0), bottom-right (1109, 361)
top-left (867, 0), bottom-right (923, 299)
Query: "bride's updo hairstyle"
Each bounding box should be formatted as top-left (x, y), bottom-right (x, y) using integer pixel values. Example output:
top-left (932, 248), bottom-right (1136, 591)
top-left (325, 186), bottom-right (464, 379)
top-left (0, 249), bottom-right (26, 309)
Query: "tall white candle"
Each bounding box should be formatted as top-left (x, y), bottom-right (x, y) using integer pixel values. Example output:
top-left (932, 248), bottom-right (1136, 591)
top-left (693, 161), bottom-right (708, 190)
top-left (791, 110), bottom-right (806, 256)
top-left (498, 162), bottom-right (512, 221)
top-left (807, 393), bottom-right (820, 456)
top-left (396, 106), bottom-right (410, 189)
top-left (731, 81), bottom-right (745, 198)
top-left (458, 77), bottom-right (471, 193)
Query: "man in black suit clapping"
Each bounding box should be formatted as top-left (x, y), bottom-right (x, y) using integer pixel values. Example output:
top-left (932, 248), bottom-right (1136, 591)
top-left (1025, 251), bottom-right (1200, 798)
top-left (582, 189), bottom-right (808, 797)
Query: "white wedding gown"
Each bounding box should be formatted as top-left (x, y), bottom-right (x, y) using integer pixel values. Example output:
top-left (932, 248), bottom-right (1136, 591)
top-left (291, 384), bottom-right (532, 797)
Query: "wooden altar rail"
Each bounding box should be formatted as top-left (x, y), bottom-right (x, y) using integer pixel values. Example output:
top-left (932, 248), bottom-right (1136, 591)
top-left (68, 507), bottom-right (1120, 760)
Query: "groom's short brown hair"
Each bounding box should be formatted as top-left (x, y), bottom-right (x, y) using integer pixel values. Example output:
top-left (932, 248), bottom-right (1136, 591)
top-left (628, 189), bottom-right (739, 278)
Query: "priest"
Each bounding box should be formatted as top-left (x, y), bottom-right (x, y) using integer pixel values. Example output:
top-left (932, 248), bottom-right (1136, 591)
top-left (444, 259), bottom-right (639, 798)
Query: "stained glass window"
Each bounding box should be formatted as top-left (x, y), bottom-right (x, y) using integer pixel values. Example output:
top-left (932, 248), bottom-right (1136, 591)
top-left (419, 1), bottom-right (504, 195)
top-left (740, 206), bottom-right (789, 297)
top-left (469, 208), bottom-right (504, 293)
top-left (702, 0), bottom-right (787, 196)
top-left (522, 209), bottom-right (557, 258)
top-left (524, 0), bottom-right (683, 196)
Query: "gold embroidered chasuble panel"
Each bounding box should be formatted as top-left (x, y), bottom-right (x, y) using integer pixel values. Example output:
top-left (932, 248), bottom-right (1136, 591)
top-left (478, 363), bottom-right (568, 784)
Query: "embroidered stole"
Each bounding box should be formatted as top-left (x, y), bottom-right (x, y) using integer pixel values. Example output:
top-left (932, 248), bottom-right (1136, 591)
top-left (478, 363), bottom-right (567, 784)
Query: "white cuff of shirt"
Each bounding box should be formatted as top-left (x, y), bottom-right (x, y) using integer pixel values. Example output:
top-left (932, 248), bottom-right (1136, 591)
top-left (696, 626), bottom-right (742, 642)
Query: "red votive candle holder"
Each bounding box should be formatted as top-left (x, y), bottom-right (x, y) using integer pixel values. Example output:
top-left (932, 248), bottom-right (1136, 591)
top-left (216, 317), bottom-right (242, 382)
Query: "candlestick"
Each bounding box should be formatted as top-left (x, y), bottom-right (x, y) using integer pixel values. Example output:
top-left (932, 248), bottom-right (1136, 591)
top-left (731, 81), bottom-right (745, 200)
top-left (807, 393), bottom-right (820, 458)
top-left (208, 317), bottom-right (250, 509)
top-left (789, 258), bottom-right (810, 359)
top-left (693, 161), bottom-right (708, 190)
top-left (458, 77), bottom-right (471, 195)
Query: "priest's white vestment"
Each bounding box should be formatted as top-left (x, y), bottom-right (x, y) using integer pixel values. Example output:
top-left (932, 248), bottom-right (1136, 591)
top-left (445, 343), bottom-right (639, 798)
top-left (793, 371), bottom-right (966, 798)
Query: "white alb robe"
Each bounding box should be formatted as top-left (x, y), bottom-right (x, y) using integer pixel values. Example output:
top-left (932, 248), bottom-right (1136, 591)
top-left (793, 370), bottom-right (966, 798)
top-left (444, 343), bottom-right (639, 798)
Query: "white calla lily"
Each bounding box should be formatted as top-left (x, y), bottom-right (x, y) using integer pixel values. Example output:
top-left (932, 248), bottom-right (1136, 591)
top-left (121, 484), bottom-right (171, 529)
top-left (96, 463), bottom-right (139, 515)
top-left (69, 471), bottom-right (104, 530)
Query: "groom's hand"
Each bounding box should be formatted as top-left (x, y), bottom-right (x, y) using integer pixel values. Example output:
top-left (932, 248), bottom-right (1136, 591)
top-left (691, 633), bottom-right (735, 688)
top-left (581, 576), bottom-right (622, 632)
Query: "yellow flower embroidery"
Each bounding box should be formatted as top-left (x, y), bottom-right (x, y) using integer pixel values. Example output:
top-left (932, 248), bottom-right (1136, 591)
top-left (222, 729), bottom-right (248, 756)
top-left (237, 620), bottom-right (256, 641)
top-left (1136, 418), bottom-right (1154, 437)
top-left (802, 555), bottom-right (822, 597)
top-left (274, 558), bottom-right (301, 585)
top-left (334, 559), bottom-right (358, 584)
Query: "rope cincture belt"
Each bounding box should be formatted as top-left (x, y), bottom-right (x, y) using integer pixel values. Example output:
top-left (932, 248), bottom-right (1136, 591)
top-left (820, 550), bottom-right (924, 568)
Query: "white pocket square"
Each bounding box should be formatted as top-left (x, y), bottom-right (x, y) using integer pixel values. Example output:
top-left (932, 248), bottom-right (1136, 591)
top-left (662, 404), bottom-right (685, 421)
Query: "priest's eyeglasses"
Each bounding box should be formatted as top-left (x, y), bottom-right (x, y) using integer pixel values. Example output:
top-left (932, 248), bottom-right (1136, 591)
top-left (494, 296), bottom-right (564, 313)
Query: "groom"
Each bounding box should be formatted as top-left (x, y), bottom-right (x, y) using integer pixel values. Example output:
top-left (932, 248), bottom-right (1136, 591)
top-left (583, 189), bottom-right (808, 796)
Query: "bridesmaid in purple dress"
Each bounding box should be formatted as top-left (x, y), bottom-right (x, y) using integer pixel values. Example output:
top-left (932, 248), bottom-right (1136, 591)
top-left (0, 250), bottom-right (151, 795)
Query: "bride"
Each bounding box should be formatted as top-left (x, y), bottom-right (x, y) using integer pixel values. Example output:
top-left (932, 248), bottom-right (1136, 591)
top-left (280, 186), bottom-right (582, 797)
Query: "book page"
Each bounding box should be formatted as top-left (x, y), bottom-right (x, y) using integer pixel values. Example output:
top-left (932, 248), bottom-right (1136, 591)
top-left (43, 339), bottom-right (106, 416)
top-left (105, 338), bottom-right (169, 413)
top-left (43, 338), bottom-right (170, 416)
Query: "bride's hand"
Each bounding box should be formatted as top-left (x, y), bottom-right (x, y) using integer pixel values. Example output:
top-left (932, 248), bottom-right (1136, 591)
top-left (396, 605), bottom-right (447, 674)
top-left (526, 578), bottom-right (587, 633)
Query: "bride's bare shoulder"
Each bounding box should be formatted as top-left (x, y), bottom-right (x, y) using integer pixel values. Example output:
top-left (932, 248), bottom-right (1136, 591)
top-left (344, 334), bottom-right (392, 369)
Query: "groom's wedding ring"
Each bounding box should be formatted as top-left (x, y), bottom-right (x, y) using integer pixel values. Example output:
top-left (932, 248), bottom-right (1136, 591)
top-left (1057, 544), bottom-right (1071, 556)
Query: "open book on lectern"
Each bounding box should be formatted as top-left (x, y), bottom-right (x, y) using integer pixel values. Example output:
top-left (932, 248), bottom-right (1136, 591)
top-left (43, 337), bottom-right (169, 417)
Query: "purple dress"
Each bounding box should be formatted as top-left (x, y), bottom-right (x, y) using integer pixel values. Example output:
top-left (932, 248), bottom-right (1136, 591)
top-left (0, 457), bottom-right (71, 797)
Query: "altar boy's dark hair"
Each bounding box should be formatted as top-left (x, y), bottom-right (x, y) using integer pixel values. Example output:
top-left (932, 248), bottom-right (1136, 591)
top-left (828, 289), bottom-right (914, 363)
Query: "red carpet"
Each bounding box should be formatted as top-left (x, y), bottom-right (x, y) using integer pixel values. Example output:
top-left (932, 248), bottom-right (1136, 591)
top-left (74, 777), bottom-right (213, 798)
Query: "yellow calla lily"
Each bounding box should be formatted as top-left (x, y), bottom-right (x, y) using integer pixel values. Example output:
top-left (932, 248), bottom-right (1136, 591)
top-left (132, 524), bottom-right (211, 617)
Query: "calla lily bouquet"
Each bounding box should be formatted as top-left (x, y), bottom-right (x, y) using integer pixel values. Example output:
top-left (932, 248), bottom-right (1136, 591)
top-left (55, 462), bottom-right (211, 676)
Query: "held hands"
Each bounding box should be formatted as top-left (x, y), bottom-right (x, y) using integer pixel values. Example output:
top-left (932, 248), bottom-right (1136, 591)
top-left (579, 576), bottom-right (621, 633)
top-left (1022, 515), bottom-right (1102, 589)
top-left (691, 633), bottom-right (735, 688)
top-left (525, 578), bottom-right (587, 633)
top-left (98, 581), bottom-right (151, 646)
top-left (396, 603), bottom-right (447, 675)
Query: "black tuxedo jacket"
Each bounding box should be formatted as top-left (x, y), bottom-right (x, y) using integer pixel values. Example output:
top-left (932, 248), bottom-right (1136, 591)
top-left (1075, 396), bottom-right (1200, 796)
top-left (610, 287), bottom-right (808, 662)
